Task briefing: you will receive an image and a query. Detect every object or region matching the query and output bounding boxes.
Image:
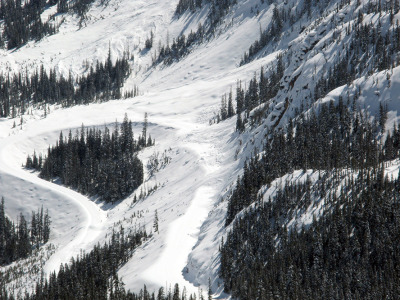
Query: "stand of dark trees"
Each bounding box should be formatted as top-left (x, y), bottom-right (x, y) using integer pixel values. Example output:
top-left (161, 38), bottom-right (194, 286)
top-left (0, 0), bottom-right (112, 50)
top-left (1, 226), bottom-right (148, 299)
top-left (0, 0), bottom-right (57, 50)
top-left (221, 166), bottom-right (400, 299)
top-left (314, 19), bottom-right (400, 102)
top-left (221, 100), bottom-right (400, 299)
top-left (154, 0), bottom-right (238, 66)
top-left (240, 0), bottom-right (400, 65)
top-left (225, 16), bottom-right (400, 130)
top-left (1, 225), bottom-right (205, 299)
top-left (153, 23), bottom-right (205, 66)
top-left (226, 99), bottom-right (392, 225)
top-left (0, 50), bottom-right (135, 118)
top-left (175, 0), bottom-right (237, 31)
top-left (214, 55), bottom-right (284, 127)
top-left (26, 114), bottom-right (153, 203)
top-left (0, 197), bottom-right (51, 266)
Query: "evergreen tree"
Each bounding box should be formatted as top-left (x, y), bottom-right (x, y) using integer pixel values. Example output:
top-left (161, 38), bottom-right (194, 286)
top-left (207, 278), bottom-right (212, 300)
top-left (379, 102), bottom-right (388, 133)
top-left (27, 115), bottom-right (152, 203)
top-left (142, 112), bottom-right (148, 147)
top-left (17, 213), bottom-right (30, 259)
top-left (173, 283), bottom-right (180, 300)
top-left (0, 55), bottom-right (133, 118)
top-left (43, 209), bottom-right (51, 243)
top-left (0, 197), bottom-right (5, 261)
top-left (0, 198), bottom-right (51, 266)
top-left (153, 210), bottom-right (159, 233)
top-left (227, 89), bottom-right (234, 118)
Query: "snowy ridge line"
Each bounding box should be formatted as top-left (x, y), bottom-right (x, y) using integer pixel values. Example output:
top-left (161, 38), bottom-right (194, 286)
top-left (227, 158), bottom-right (400, 235)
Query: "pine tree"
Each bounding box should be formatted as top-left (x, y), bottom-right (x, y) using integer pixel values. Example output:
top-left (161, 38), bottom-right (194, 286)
top-left (142, 112), bottom-right (148, 147)
top-left (173, 283), bottom-right (180, 300)
top-left (379, 102), bottom-right (388, 133)
top-left (153, 210), bottom-right (159, 233)
top-left (157, 287), bottom-right (165, 300)
top-left (31, 212), bottom-right (37, 246)
top-left (227, 89), bottom-right (234, 118)
top-left (208, 278), bottom-right (212, 300)
top-left (43, 209), bottom-right (51, 243)
top-left (0, 197), bottom-right (5, 260)
top-left (236, 113), bottom-right (244, 132)
top-left (17, 213), bottom-right (30, 259)
top-left (236, 81), bottom-right (244, 114)
top-left (220, 94), bottom-right (228, 121)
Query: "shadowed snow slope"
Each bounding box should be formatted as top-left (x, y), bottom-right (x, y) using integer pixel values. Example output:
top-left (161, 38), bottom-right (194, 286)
top-left (1, 0), bottom-right (400, 298)
top-left (0, 0), bottom-right (269, 296)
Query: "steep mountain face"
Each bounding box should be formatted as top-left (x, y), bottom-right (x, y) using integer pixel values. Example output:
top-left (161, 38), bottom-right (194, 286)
top-left (0, 0), bottom-right (399, 298)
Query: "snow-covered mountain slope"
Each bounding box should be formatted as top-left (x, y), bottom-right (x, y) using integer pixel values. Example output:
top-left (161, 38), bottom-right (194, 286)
top-left (0, 0), bottom-right (275, 295)
top-left (1, 0), bottom-right (400, 298)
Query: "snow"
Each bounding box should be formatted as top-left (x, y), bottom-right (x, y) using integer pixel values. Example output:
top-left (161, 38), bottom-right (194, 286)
top-left (139, 186), bottom-right (214, 292)
top-left (0, 123), bottom-right (108, 276)
top-left (0, 0), bottom-right (400, 298)
top-left (0, 0), bottom-right (263, 290)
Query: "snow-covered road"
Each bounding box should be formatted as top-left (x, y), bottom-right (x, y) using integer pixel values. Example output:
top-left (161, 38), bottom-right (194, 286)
top-left (0, 0), bottom-right (273, 296)
top-left (0, 102), bottom-right (233, 297)
top-left (0, 126), bottom-right (107, 276)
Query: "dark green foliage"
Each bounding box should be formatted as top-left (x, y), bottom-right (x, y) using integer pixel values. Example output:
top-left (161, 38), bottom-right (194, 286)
top-left (145, 30), bottom-right (154, 49)
top-left (241, 0), bottom-right (400, 66)
top-left (175, 0), bottom-right (202, 14)
top-left (30, 206), bottom-right (51, 247)
top-left (74, 51), bottom-right (131, 104)
top-left (226, 101), bottom-right (388, 225)
top-left (221, 3), bottom-right (400, 296)
top-left (175, 0), bottom-right (237, 31)
top-left (27, 114), bottom-right (152, 203)
top-left (153, 210), bottom-right (158, 233)
top-left (222, 99), bottom-right (400, 299)
top-left (0, 0), bottom-right (58, 49)
top-left (214, 90), bottom-right (235, 123)
top-left (212, 58), bottom-right (284, 128)
top-left (24, 227), bottom-right (148, 300)
top-left (57, 0), bottom-right (68, 13)
top-left (221, 167), bottom-right (400, 299)
top-left (207, 278), bottom-right (212, 300)
top-left (0, 52), bottom-right (133, 118)
top-left (72, 0), bottom-right (96, 22)
top-left (233, 18), bottom-right (400, 131)
top-left (0, 222), bottom-right (199, 299)
top-left (157, 0), bottom-right (237, 66)
top-left (0, 0), bottom-right (108, 49)
top-left (313, 21), bottom-right (400, 102)
top-left (239, 0), bottom-right (317, 66)
top-left (154, 23), bottom-right (205, 66)
top-left (1, 223), bottom-right (197, 299)
top-left (383, 123), bottom-right (400, 161)
top-left (235, 57), bottom-right (284, 129)
top-left (0, 198), bottom-right (51, 266)
top-left (240, 15), bottom-right (282, 65)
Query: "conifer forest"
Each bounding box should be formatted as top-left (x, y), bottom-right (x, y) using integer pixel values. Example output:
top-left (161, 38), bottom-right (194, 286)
top-left (1, 0), bottom-right (400, 299)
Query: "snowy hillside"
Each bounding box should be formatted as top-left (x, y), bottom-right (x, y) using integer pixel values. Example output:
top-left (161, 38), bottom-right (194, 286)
top-left (0, 0), bottom-right (400, 298)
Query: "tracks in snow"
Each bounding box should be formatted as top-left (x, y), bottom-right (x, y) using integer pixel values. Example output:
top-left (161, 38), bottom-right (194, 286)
top-left (0, 128), bottom-right (107, 277)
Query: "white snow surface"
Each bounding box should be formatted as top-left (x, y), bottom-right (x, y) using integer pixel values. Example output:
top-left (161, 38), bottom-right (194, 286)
top-left (1, 0), bottom-right (400, 297)
top-left (0, 0), bottom-right (271, 297)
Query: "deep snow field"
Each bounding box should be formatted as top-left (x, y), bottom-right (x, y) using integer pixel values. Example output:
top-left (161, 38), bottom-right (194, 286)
top-left (0, 0), bottom-right (276, 297)
top-left (1, 0), bottom-right (400, 297)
